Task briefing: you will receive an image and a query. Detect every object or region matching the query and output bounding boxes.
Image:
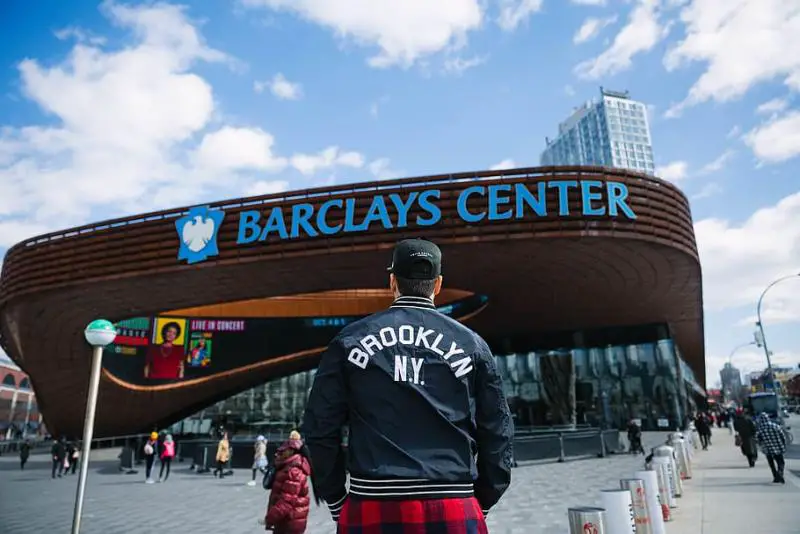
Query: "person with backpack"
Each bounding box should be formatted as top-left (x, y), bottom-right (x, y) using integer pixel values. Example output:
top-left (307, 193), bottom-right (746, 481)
top-left (143, 432), bottom-right (159, 484)
top-left (159, 434), bottom-right (176, 482)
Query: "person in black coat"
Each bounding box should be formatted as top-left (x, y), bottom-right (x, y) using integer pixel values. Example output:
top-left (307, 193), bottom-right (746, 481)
top-left (51, 437), bottom-right (66, 478)
top-left (19, 441), bottom-right (30, 470)
top-left (733, 410), bottom-right (758, 467)
top-left (694, 414), bottom-right (711, 450)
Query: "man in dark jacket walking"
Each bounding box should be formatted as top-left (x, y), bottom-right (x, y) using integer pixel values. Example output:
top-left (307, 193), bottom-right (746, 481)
top-left (733, 409), bottom-right (758, 467)
top-left (51, 437), bottom-right (66, 479)
top-left (303, 238), bottom-right (514, 533)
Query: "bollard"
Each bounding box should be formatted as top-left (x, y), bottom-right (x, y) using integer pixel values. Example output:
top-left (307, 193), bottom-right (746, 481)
top-left (635, 470), bottom-right (666, 534)
top-left (651, 456), bottom-right (678, 507)
top-left (653, 445), bottom-right (681, 498)
top-left (568, 507), bottom-right (607, 534)
top-left (599, 430), bottom-right (607, 458)
top-left (600, 490), bottom-right (636, 534)
top-left (668, 435), bottom-right (690, 480)
top-left (559, 433), bottom-right (566, 463)
top-left (620, 478), bottom-right (653, 534)
top-left (651, 462), bottom-right (672, 521)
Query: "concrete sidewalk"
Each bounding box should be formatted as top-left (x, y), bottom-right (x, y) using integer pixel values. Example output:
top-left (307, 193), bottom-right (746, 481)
top-left (666, 430), bottom-right (800, 533)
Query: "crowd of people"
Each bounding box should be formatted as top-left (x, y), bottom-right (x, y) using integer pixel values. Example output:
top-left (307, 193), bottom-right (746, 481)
top-left (688, 407), bottom-right (789, 484)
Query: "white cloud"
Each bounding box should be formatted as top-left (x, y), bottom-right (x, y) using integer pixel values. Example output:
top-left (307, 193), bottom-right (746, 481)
top-left (564, 85), bottom-right (576, 96)
top-left (490, 159), bottom-right (517, 170)
top-left (369, 95), bottom-right (390, 118)
top-left (699, 149), bottom-right (735, 175)
top-left (727, 125), bottom-right (741, 139)
top-left (690, 182), bottom-right (722, 200)
top-left (243, 179), bottom-right (290, 197)
top-left (254, 73), bottom-right (303, 100)
top-left (664, 0), bottom-right (800, 117)
top-left (573, 15), bottom-right (618, 45)
top-left (497, 0), bottom-right (543, 31)
top-left (193, 127), bottom-right (288, 171)
top-left (290, 146), bottom-right (365, 175)
top-left (571, 0), bottom-right (607, 5)
top-left (368, 158), bottom-right (402, 180)
top-left (744, 111), bottom-right (800, 163)
top-left (574, 0), bottom-right (667, 79)
top-left (695, 191), bottom-right (800, 323)
top-left (756, 97), bottom-right (790, 116)
top-left (240, 0), bottom-right (483, 68)
top-left (443, 55), bottom-right (487, 75)
top-left (655, 160), bottom-right (688, 182)
top-left (0, 2), bottom-right (378, 249)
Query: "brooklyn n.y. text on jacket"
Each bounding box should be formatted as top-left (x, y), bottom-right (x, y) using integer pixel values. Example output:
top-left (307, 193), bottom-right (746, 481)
top-left (302, 295), bottom-right (514, 520)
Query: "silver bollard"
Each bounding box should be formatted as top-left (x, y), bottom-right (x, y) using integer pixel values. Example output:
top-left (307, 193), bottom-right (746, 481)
top-left (652, 444), bottom-right (681, 498)
top-left (651, 456), bottom-right (678, 506)
top-left (669, 434), bottom-right (692, 479)
top-left (651, 462), bottom-right (672, 521)
top-left (620, 478), bottom-right (653, 534)
top-left (600, 490), bottom-right (636, 534)
top-left (568, 507), bottom-right (607, 534)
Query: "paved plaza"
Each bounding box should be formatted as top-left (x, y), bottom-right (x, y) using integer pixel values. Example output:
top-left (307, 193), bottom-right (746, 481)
top-left (0, 430), bottom-right (798, 533)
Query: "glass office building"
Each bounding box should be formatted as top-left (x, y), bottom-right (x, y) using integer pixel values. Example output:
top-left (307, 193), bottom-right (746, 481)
top-left (171, 322), bottom-right (703, 436)
top-left (540, 88), bottom-right (655, 175)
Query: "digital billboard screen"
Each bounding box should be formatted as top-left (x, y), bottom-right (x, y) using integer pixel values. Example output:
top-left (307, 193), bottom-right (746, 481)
top-left (103, 294), bottom-right (488, 387)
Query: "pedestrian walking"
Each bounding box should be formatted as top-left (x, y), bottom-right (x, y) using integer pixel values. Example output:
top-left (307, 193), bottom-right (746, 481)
top-left (51, 437), bottom-right (66, 479)
top-left (19, 440), bottom-right (30, 470)
top-left (248, 435), bottom-right (268, 486)
top-left (143, 432), bottom-right (159, 484)
top-left (754, 413), bottom-right (787, 484)
top-left (627, 419), bottom-right (645, 455)
top-left (303, 238), bottom-right (514, 533)
top-left (733, 409), bottom-right (758, 467)
top-left (158, 434), bottom-right (175, 482)
top-left (260, 430), bottom-right (314, 533)
top-left (695, 413), bottom-right (711, 450)
top-left (213, 431), bottom-right (230, 479)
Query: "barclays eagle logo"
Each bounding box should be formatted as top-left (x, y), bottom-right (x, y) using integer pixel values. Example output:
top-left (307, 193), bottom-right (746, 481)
top-left (175, 205), bottom-right (225, 265)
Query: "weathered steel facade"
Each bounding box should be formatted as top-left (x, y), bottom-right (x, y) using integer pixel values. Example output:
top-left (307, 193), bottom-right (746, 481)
top-left (0, 166), bottom-right (703, 437)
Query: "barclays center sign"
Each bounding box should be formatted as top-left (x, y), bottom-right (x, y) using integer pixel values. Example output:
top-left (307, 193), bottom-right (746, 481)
top-left (175, 180), bottom-right (637, 265)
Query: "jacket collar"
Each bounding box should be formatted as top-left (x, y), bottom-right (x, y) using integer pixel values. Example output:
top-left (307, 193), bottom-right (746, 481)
top-left (390, 295), bottom-right (437, 310)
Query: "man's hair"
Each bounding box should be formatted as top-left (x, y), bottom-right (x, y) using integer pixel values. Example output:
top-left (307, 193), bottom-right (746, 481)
top-left (395, 276), bottom-right (437, 298)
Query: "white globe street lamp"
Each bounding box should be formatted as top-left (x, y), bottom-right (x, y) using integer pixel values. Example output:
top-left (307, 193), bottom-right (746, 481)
top-left (71, 319), bottom-right (116, 534)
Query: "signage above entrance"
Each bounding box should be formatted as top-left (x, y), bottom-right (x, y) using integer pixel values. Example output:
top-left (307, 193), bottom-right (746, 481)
top-left (175, 180), bottom-right (637, 265)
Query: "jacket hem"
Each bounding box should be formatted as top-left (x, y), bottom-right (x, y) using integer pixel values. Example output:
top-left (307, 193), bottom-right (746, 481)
top-left (348, 476), bottom-right (475, 500)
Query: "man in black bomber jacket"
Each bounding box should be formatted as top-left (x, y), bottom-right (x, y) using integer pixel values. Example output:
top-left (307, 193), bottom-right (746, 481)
top-left (302, 238), bottom-right (514, 533)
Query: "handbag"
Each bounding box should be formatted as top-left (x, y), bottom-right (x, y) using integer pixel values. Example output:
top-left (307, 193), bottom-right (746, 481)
top-left (262, 465), bottom-right (276, 490)
top-left (734, 434), bottom-right (742, 447)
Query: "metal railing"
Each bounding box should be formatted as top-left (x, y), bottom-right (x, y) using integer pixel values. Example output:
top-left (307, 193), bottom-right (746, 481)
top-left (0, 433), bottom-right (148, 455)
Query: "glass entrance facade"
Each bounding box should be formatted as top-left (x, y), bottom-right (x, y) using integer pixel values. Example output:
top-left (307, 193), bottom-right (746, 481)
top-left (170, 322), bottom-right (703, 437)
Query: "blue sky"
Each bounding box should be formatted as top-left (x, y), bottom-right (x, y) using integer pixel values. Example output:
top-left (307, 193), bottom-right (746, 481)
top-left (0, 0), bottom-right (799, 386)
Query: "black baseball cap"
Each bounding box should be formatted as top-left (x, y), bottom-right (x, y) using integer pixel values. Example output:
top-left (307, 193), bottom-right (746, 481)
top-left (386, 238), bottom-right (442, 280)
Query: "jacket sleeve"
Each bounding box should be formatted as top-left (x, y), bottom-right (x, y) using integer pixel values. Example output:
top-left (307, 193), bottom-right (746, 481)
top-left (473, 338), bottom-right (514, 515)
top-left (301, 338), bottom-right (349, 522)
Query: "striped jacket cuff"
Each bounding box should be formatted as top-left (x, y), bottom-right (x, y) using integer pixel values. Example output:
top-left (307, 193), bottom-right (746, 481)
top-left (327, 492), bottom-right (348, 522)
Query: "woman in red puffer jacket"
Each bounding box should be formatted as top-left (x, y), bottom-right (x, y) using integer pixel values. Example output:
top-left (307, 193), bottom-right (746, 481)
top-left (264, 430), bottom-right (317, 533)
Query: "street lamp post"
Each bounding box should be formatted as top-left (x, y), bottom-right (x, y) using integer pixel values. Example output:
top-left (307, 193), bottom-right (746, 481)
top-left (756, 273), bottom-right (800, 391)
top-left (725, 342), bottom-right (755, 402)
top-left (71, 320), bottom-right (117, 534)
top-left (727, 341), bottom-right (757, 366)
